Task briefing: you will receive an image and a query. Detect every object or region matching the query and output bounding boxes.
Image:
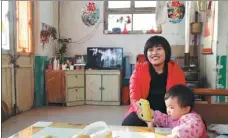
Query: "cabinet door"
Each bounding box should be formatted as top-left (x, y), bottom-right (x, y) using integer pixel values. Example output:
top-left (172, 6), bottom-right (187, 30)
top-left (66, 74), bottom-right (84, 87)
top-left (16, 55), bottom-right (34, 112)
top-left (102, 75), bottom-right (120, 102)
top-left (2, 63), bottom-right (13, 114)
top-left (46, 71), bottom-right (65, 103)
top-left (67, 88), bottom-right (84, 102)
top-left (86, 75), bottom-right (101, 101)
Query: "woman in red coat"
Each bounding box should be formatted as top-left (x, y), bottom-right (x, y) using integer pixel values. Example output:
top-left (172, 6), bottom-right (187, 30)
top-left (122, 36), bottom-right (186, 126)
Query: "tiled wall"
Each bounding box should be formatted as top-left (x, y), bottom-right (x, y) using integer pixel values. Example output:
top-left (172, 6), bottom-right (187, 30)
top-left (216, 55), bottom-right (227, 102)
top-left (216, 1), bottom-right (228, 102)
top-left (226, 47), bottom-right (228, 102)
top-left (34, 56), bottom-right (49, 107)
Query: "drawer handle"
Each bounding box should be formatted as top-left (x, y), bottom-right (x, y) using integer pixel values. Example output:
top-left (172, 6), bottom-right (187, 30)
top-left (75, 88), bottom-right (78, 92)
top-left (75, 75), bottom-right (78, 78)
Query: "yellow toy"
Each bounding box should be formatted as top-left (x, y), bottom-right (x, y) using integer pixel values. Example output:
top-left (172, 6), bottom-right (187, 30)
top-left (137, 99), bottom-right (152, 122)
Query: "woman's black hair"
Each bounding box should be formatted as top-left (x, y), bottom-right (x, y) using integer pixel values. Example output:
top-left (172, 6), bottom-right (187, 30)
top-left (144, 35), bottom-right (171, 63)
top-left (164, 84), bottom-right (195, 111)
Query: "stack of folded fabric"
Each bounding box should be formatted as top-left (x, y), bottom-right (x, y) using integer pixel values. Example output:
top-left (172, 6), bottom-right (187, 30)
top-left (207, 124), bottom-right (228, 138)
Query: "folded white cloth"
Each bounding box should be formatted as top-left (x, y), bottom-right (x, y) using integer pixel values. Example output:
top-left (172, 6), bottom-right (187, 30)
top-left (216, 135), bottom-right (228, 138)
top-left (208, 124), bottom-right (228, 134)
top-left (72, 121), bottom-right (111, 138)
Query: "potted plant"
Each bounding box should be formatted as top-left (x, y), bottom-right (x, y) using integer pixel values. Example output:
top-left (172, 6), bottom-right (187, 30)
top-left (46, 26), bottom-right (72, 64)
top-left (57, 38), bottom-right (72, 64)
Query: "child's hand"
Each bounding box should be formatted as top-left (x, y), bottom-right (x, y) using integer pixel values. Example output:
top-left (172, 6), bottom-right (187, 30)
top-left (146, 119), bottom-right (157, 128)
top-left (146, 121), bottom-right (153, 128)
top-left (150, 109), bottom-right (154, 118)
top-left (135, 101), bottom-right (142, 119)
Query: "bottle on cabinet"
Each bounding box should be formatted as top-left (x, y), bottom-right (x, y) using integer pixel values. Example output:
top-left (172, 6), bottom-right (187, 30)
top-left (53, 57), bottom-right (57, 70)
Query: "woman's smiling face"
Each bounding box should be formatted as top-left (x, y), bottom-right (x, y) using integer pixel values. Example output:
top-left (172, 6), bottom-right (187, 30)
top-left (147, 45), bottom-right (166, 66)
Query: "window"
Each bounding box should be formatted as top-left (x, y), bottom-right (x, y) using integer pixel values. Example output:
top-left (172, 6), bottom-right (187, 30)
top-left (16, 1), bottom-right (33, 53)
top-left (1, 1), bottom-right (10, 50)
top-left (1, 1), bottom-right (33, 53)
top-left (104, 0), bottom-right (162, 34)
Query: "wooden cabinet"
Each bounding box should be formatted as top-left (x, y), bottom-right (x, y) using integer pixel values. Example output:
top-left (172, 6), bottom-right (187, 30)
top-left (65, 70), bottom-right (85, 106)
top-left (85, 70), bottom-right (121, 105)
top-left (45, 70), bottom-right (66, 104)
top-left (46, 69), bottom-right (121, 106)
top-left (45, 70), bottom-right (85, 106)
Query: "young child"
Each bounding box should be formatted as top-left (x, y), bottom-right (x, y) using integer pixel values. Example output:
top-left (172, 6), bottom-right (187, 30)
top-left (149, 84), bottom-right (206, 138)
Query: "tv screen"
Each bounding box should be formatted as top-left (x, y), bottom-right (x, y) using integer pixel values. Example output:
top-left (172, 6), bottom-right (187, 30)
top-left (86, 47), bottom-right (123, 69)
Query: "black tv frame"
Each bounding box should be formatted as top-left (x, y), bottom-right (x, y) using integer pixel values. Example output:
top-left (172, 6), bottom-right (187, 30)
top-left (86, 47), bottom-right (123, 70)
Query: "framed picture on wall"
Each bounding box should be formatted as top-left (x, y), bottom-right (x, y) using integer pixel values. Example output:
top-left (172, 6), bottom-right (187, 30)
top-left (73, 55), bottom-right (87, 65)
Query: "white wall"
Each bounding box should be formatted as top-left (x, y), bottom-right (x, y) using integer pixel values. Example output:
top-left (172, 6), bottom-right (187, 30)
top-left (59, 1), bottom-right (193, 63)
top-left (34, 1), bottom-right (58, 56)
top-left (199, 1), bottom-right (218, 90)
top-left (217, 1), bottom-right (228, 56)
top-left (217, 1), bottom-right (228, 89)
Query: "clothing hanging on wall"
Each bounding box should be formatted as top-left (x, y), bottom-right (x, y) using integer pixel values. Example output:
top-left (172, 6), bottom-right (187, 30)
top-left (155, 1), bottom-right (169, 25)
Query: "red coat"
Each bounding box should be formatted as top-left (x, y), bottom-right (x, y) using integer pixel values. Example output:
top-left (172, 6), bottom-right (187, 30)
top-left (124, 60), bottom-right (186, 118)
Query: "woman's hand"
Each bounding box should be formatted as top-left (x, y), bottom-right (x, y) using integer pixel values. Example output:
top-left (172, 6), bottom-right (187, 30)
top-left (135, 101), bottom-right (142, 119)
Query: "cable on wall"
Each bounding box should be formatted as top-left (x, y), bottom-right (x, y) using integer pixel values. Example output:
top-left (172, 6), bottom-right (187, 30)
top-left (57, 1), bottom-right (103, 45)
top-left (58, 1), bottom-right (60, 39)
top-left (70, 20), bottom-right (104, 44)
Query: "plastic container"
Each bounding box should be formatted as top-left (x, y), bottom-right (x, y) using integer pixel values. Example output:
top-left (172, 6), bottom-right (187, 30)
top-left (137, 99), bottom-right (152, 122)
top-left (53, 58), bottom-right (57, 70)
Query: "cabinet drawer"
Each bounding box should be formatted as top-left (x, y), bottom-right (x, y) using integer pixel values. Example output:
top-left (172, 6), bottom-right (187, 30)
top-left (66, 75), bottom-right (84, 87)
top-left (67, 88), bottom-right (84, 102)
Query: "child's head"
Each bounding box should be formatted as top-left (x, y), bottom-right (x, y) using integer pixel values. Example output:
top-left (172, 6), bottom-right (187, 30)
top-left (164, 84), bottom-right (195, 120)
